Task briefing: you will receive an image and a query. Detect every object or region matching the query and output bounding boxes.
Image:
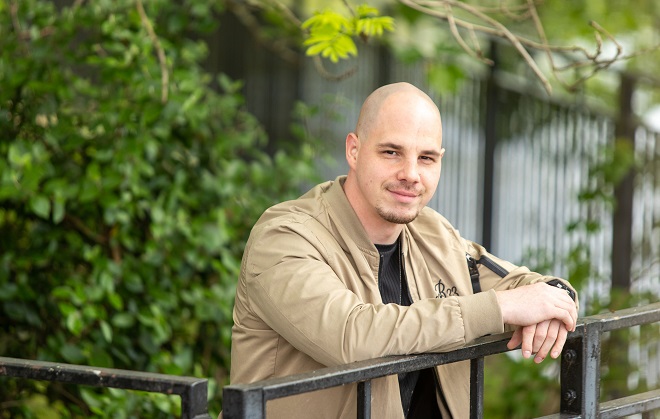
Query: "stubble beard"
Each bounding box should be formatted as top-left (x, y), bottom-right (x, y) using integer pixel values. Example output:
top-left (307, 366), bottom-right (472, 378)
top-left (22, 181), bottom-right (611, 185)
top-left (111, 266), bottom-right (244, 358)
top-left (376, 203), bottom-right (421, 224)
top-left (376, 208), bottom-right (419, 224)
top-left (376, 182), bottom-right (424, 224)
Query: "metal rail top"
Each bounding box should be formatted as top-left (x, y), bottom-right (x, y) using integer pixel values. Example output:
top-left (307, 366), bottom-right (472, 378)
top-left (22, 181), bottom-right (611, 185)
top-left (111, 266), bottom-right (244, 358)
top-left (224, 302), bottom-right (660, 400)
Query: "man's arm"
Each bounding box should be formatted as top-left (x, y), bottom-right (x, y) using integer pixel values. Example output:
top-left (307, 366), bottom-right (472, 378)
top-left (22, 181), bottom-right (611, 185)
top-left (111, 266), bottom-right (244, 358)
top-left (466, 241), bottom-right (579, 362)
top-left (241, 222), bottom-right (507, 366)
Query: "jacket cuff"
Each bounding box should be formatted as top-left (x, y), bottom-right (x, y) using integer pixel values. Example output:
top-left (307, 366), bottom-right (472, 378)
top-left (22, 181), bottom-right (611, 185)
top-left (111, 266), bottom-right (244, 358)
top-left (458, 289), bottom-right (504, 342)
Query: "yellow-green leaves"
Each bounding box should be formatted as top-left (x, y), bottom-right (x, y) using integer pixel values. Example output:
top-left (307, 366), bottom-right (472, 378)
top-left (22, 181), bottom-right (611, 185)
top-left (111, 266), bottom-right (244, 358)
top-left (302, 4), bottom-right (394, 63)
top-left (354, 5), bottom-right (394, 37)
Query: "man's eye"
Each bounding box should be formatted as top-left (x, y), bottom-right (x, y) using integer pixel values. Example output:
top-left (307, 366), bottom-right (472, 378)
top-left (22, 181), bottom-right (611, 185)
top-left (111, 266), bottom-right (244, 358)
top-left (383, 150), bottom-right (397, 155)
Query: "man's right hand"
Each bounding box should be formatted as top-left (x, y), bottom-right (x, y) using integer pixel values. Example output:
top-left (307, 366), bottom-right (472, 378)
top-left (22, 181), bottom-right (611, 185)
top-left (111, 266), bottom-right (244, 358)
top-left (496, 282), bottom-right (578, 331)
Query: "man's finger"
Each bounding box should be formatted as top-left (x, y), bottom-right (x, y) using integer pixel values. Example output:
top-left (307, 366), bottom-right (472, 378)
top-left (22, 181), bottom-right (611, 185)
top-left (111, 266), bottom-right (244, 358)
top-left (550, 325), bottom-right (569, 359)
top-left (532, 320), bottom-right (551, 354)
top-left (534, 320), bottom-right (560, 363)
top-left (507, 327), bottom-right (523, 350)
top-left (521, 324), bottom-right (537, 358)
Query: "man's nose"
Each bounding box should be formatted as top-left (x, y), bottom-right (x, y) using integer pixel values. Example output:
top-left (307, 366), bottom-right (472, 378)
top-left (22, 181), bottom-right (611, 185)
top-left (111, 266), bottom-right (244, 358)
top-left (398, 158), bottom-right (420, 182)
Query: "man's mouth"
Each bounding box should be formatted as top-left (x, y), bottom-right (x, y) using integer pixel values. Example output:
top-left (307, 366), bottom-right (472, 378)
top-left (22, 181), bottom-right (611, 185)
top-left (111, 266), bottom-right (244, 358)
top-left (388, 188), bottom-right (421, 203)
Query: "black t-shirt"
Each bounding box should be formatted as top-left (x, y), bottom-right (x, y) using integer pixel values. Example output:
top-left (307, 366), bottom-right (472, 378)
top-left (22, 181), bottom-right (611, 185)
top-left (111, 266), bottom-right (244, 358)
top-left (375, 240), bottom-right (441, 418)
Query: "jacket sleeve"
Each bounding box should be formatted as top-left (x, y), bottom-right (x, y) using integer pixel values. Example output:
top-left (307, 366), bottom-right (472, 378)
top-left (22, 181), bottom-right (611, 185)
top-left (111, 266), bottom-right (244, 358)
top-left (241, 220), bottom-right (506, 367)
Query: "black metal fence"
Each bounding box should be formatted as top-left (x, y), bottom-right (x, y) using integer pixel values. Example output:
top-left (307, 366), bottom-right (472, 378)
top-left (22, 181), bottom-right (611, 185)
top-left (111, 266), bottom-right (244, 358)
top-left (0, 357), bottom-right (212, 419)
top-left (222, 302), bottom-right (660, 419)
top-left (2, 303), bottom-right (659, 417)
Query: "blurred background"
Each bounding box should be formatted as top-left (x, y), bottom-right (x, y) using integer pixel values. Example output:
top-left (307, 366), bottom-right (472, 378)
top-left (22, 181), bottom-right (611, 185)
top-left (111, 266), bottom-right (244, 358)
top-left (1, 0), bottom-right (659, 417)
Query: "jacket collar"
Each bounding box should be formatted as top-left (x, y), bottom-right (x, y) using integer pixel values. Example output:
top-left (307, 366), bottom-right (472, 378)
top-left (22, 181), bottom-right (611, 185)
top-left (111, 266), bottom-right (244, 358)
top-left (324, 176), bottom-right (411, 256)
top-left (324, 176), bottom-right (377, 254)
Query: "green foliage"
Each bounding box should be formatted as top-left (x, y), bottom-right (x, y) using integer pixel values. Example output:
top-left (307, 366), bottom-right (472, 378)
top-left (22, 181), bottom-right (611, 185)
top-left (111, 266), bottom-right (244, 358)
top-left (484, 354), bottom-right (560, 418)
top-left (577, 139), bottom-right (637, 208)
top-left (0, 0), bottom-right (319, 416)
top-left (302, 4), bottom-right (394, 62)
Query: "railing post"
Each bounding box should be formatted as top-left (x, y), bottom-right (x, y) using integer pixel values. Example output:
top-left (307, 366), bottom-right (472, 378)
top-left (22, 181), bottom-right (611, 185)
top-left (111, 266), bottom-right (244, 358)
top-left (222, 387), bottom-right (265, 419)
top-left (581, 323), bottom-right (601, 417)
top-left (469, 357), bottom-right (485, 419)
top-left (560, 335), bottom-right (582, 416)
top-left (357, 380), bottom-right (372, 419)
top-left (561, 322), bottom-right (602, 418)
top-left (181, 380), bottom-right (213, 419)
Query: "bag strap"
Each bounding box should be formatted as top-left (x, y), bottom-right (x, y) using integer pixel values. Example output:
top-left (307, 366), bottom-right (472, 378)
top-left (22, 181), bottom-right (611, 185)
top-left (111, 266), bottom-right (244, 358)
top-left (466, 253), bottom-right (510, 294)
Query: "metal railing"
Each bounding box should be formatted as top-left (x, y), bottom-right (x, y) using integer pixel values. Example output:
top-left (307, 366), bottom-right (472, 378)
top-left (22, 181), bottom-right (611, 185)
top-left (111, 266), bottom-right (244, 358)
top-left (2, 303), bottom-right (659, 418)
top-left (223, 302), bottom-right (660, 419)
top-left (0, 356), bottom-right (212, 419)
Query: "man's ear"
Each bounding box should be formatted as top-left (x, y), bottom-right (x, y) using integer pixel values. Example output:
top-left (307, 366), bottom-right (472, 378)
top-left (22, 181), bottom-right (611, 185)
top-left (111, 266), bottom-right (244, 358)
top-left (345, 133), bottom-right (360, 168)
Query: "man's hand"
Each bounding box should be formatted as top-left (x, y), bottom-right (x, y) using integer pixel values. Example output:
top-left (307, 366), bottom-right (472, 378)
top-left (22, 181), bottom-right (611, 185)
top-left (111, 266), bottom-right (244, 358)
top-left (506, 320), bottom-right (569, 363)
top-left (496, 282), bottom-right (577, 330)
top-left (496, 282), bottom-right (578, 361)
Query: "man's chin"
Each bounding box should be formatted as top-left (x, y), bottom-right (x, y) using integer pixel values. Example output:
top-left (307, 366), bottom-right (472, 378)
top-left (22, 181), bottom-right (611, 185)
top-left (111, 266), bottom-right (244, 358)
top-left (378, 209), bottom-right (419, 224)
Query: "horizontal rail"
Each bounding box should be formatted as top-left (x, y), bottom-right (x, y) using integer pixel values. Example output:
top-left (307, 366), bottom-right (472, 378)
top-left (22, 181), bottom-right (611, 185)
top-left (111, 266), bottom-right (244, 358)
top-left (224, 331), bottom-right (512, 405)
top-left (0, 357), bottom-right (211, 419)
top-left (580, 301), bottom-right (660, 332)
top-left (537, 389), bottom-right (660, 419)
top-left (223, 302), bottom-right (660, 419)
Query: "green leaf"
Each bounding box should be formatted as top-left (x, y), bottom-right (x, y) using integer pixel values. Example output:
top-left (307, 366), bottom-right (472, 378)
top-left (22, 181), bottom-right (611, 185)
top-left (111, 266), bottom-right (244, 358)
top-left (29, 195), bottom-right (51, 219)
top-left (100, 320), bottom-right (113, 343)
top-left (301, 11), bottom-right (351, 32)
top-left (356, 16), bottom-right (394, 37)
top-left (60, 343), bottom-right (85, 364)
top-left (112, 312), bottom-right (135, 329)
top-left (66, 310), bottom-right (84, 336)
top-left (52, 197), bottom-right (66, 223)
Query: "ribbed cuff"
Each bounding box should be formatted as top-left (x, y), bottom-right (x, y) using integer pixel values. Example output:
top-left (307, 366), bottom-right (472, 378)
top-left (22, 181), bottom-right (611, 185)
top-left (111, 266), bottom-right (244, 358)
top-left (458, 289), bottom-right (504, 342)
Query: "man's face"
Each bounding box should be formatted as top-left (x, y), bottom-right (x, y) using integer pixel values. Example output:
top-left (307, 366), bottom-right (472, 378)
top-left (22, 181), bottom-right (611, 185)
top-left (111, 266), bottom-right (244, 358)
top-left (347, 96), bottom-right (444, 227)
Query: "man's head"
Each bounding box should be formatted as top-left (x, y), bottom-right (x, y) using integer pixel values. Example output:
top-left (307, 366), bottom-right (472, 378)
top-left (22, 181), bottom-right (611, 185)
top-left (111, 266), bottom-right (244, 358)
top-left (343, 82), bottom-right (445, 244)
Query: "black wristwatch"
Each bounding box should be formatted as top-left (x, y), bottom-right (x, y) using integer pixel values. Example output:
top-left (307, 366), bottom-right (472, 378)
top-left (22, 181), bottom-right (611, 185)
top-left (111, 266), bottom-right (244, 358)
top-left (545, 279), bottom-right (576, 301)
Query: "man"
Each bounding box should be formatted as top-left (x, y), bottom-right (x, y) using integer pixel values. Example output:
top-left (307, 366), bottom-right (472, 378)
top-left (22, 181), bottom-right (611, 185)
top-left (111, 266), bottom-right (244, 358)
top-left (229, 82), bottom-right (578, 418)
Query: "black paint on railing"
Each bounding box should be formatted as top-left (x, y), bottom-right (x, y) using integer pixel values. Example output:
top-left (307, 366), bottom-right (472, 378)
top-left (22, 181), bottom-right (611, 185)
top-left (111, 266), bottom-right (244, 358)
top-left (222, 332), bottom-right (512, 419)
top-left (223, 302), bottom-right (660, 419)
top-left (2, 303), bottom-right (659, 418)
top-left (0, 357), bottom-right (212, 419)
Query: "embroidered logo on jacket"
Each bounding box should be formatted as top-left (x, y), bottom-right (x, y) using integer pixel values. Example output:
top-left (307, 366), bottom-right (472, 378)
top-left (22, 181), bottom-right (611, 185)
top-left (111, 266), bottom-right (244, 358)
top-left (435, 280), bottom-right (458, 298)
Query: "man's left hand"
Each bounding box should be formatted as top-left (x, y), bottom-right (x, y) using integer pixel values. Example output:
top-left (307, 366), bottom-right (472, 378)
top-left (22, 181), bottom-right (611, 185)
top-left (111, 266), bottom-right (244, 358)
top-left (507, 319), bottom-right (569, 363)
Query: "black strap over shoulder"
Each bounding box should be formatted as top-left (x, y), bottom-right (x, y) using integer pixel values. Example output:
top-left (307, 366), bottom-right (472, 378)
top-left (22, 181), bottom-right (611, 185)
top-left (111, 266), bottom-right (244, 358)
top-left (465, 253), bottom-right (481, 293)
top-left (477, 255), bottom-right (509, 278)
top-left (466, 253), bottom-right (510, 294)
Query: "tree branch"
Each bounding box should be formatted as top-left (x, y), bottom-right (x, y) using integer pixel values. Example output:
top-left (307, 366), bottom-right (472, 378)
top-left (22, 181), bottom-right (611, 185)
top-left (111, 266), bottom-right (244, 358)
top-left (312, 56), bottom-right (357, 82)
top-left (401, 0), bottom-right (552, 93)
top-left (63, 214), bottom-right (107, 245)
top-left (397, 0), bottom-right (660, 94)
top-left (444, 3), bottom-right (493, 65)
top-left (136, 0), bottom-right (169, 103)
top-left (226, 0), bottom-right (301, 66)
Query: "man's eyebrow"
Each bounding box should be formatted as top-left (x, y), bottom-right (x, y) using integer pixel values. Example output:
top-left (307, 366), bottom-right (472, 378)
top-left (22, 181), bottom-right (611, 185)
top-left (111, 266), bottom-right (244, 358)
top-left (420, 149), bottom-right (442, 157)
top-left (377, 142), bottom-right (442, 157)
top-left (376, 142), bottom-right (403, 151)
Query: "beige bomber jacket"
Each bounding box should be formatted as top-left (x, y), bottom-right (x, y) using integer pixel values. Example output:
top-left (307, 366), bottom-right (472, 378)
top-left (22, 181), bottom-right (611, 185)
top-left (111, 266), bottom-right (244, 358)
top-left (229, 176), bottom-right (575, 419)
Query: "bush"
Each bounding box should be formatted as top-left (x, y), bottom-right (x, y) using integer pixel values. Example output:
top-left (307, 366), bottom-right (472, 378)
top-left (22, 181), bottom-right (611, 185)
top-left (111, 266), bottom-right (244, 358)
top-left (0, 0), bottom-right (319, 416)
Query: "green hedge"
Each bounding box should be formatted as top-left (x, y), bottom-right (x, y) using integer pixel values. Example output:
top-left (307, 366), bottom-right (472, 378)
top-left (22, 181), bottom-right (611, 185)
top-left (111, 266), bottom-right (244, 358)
top-left (0, 0), bottom-right (319, 417)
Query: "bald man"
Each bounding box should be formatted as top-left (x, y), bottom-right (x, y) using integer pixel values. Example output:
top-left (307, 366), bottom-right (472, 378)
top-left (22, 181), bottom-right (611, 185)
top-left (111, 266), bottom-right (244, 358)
top-left (228, 83), bottom-right (578, 418)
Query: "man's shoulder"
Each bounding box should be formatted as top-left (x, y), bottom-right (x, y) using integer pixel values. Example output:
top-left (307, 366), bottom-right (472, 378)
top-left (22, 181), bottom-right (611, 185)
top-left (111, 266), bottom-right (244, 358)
top-left (250, 181), bottom-right (334, 236)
